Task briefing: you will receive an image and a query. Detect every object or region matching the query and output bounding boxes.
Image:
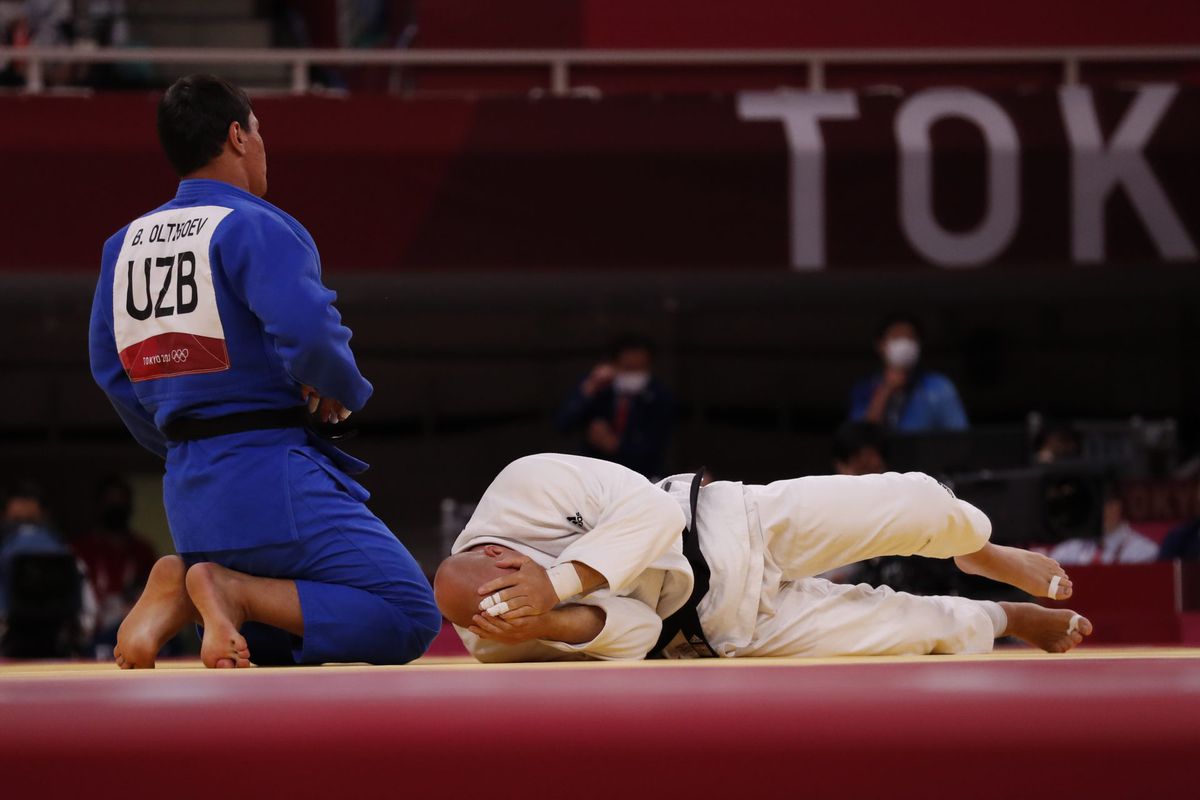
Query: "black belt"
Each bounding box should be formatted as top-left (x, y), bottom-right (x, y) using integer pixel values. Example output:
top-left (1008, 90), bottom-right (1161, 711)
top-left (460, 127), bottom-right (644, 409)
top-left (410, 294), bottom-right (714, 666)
top-left (648, 469), bottom-right (718, 660)
top-left (163, 407), bottom-right (310, 442)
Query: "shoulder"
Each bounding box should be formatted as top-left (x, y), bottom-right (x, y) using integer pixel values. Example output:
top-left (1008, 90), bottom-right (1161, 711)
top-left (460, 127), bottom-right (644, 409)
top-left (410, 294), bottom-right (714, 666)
top-left (1049, 538), bottom-right (1091, 561)
top-left (918, 371), bottom-right (957, 391)
top-left (1124, 526), bottom-right (1160, 556)
top-left (216, 200), bottom-right (314, 256)
top-left (496, 454), bottom-right (647, 490)
top-left (917, 371), bottom-right (962, 401)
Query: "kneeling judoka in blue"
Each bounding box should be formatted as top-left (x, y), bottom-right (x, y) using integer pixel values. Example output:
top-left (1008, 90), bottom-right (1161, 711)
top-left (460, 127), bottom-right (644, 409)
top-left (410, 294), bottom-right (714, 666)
top-left (88, 74), bottom-right (441, 668)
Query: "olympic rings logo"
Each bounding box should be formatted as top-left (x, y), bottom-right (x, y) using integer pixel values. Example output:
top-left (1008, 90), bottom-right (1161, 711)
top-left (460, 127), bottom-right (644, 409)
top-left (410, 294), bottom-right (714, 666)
top-left (170, 348), bottom-right (190, 363)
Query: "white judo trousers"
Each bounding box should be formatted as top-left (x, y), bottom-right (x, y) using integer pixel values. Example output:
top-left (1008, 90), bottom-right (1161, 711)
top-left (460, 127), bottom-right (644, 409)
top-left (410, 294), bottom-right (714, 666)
top-left (695, 471), bottom-right (996, 658)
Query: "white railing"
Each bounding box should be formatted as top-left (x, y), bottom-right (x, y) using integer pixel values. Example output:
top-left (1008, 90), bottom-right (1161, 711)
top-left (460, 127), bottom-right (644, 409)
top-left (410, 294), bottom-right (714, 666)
top-left (1, 45), bottom-right (1198, 95)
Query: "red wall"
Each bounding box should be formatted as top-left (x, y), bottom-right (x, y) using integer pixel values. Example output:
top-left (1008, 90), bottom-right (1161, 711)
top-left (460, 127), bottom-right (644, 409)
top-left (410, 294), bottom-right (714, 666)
top-left (2, 89), bottom-right (1196, 273)
top-left (413, 0), bottom-right (1200, 49)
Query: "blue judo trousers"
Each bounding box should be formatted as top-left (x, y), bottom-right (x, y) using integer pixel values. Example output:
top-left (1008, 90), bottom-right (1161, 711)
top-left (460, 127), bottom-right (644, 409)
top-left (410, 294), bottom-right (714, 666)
top-left (88, 179), bottom-right (441, 665)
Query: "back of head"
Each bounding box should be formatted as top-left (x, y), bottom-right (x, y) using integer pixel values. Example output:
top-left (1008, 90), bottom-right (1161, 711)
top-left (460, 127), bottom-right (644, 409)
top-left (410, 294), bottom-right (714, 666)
top-left (157, 74), bottom-right (252, 176)
top-left (433, 549), bottom-right (514, 628)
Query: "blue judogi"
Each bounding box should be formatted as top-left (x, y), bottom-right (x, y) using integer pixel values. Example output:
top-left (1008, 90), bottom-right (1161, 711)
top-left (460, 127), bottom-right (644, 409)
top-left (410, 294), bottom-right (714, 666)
top-left (88, 178), bottom-right (440, 664)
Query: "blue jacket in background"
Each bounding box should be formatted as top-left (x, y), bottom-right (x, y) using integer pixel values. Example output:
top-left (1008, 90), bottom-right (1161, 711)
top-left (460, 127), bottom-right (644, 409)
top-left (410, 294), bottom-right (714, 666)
top-left (849, 370), bottom-right (969, 433)
top-left (89, 179), bottom-right (373, 552)
top-left (555, 378), bottom-right (675, 479)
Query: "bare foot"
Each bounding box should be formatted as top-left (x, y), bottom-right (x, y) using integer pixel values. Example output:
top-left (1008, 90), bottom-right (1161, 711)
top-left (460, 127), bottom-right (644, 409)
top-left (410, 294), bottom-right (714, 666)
top-left (114, 556), bottom-right (198, 669)
top-left (185, 562), bottom-right (252, 669)
top-left (955, 543), bottom-right (1073, 600)
top-left (999, 602), bottom-right (1093, 653)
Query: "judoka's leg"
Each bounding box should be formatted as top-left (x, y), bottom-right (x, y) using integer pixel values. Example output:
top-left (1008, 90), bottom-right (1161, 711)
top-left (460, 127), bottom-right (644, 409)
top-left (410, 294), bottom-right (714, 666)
top-left (742, 577), bottom-right (1091, 658)
top-left (186, 461), bottom-right (441, 666)
top-left (113, 555), bottom-right (199, 669)
top-left (747, 472), bottom-right (1069, 597)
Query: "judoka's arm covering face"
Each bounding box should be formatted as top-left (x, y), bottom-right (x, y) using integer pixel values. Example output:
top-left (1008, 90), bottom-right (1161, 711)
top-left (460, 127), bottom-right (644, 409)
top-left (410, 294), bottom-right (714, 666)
top-left (221, 215), bottom-right (372, 412)
top-left (459, 595), bottom-right (662, 662)
top-left (89, 237), bottom-right (168, 459)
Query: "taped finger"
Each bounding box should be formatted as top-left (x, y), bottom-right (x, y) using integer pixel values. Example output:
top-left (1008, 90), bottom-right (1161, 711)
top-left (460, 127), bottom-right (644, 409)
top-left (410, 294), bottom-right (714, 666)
top-left (485, 600), bottom-right (512, 617)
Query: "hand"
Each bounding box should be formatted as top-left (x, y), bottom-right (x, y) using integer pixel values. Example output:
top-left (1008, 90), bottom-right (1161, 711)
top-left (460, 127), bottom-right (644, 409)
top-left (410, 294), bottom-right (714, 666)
top-left (586, 419), bottom-right (620, 454)
top-left (467, 611), bottom-right (552, 645)
top-left (301, 384), bottom-right (351, 425)
top-left (581, 363), bottom-right (616, 396)
top-left (880, 368), bottom-right (908, 393)
top-left (475, 554), bottom-right (560, 620)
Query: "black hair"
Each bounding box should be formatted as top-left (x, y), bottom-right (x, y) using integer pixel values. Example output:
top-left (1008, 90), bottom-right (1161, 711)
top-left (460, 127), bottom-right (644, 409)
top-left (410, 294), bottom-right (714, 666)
top-left (607, 334), bottom-right (656, 361)
top-left (833, 421), bottom-right (887, 463)
top-left (875, 312), bottom-right (924, 342)
top-left (156, 74), bottom-right (253, 176)
top-left (1032, 418), bottom-right (1083, 453)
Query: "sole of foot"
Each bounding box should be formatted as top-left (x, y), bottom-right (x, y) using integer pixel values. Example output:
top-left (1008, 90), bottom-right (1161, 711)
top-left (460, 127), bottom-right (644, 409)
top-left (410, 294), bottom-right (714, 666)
top-left (185, 562), bottom-right (252, 669)
top-left (1000, 602), bottom-right (1093, 653)
top-left (114, 555), bottom-right (197, 670)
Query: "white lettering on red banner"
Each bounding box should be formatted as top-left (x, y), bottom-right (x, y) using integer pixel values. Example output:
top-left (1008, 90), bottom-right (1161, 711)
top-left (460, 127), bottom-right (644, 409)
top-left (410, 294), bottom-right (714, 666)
top-left (111, 205), bottom-right (234, 382)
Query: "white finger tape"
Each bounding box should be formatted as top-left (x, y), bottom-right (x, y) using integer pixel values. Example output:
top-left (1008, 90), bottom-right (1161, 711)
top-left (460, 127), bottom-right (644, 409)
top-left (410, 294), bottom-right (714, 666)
top-left (1047, 575), bottom-right (1061, 600)
top-left (1067, 613), bottom-right (1082, 635)
top-left (485, 601), bottom-right (511, 618)
top-left (479, 593), bottom-right (501, 610)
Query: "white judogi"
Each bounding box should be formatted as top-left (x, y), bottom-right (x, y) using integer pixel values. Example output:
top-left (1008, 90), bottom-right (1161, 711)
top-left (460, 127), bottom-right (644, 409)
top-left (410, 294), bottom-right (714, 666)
top-left (452, 454), bottom-right (995, 661)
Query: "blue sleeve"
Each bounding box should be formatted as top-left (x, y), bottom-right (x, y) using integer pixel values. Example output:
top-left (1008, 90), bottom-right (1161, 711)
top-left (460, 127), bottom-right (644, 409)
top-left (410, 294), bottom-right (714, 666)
top-left (88, 258), bottom-right (168, 459)
top-left (848, 377), bottom-right (872, 421)
top-left (935, 377), bottom-right (969, 431)
top-left (221, 213), bottom-right (373, 412)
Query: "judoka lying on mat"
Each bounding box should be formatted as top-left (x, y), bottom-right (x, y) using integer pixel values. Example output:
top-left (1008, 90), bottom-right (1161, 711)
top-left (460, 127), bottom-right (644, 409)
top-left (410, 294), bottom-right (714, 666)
top-left (434, 454), bottom-right (1092, 661)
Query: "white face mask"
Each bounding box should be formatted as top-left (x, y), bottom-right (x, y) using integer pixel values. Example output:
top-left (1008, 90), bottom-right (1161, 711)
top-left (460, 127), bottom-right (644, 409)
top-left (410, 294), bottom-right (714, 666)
top-left (613, 371), bottom-right (651, 395)
top-left (883, 337), bottom-right (920, 370)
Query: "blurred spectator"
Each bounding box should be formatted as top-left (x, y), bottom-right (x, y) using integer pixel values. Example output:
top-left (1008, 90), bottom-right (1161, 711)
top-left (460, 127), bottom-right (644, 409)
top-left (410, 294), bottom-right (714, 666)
top-left (1, 481), bottom-right (92, 656)
top-left (71, 475), bottom-right (157, 650)
top-left (833, 421), bottom-right (887, 476)
top-left (1158, 482), bottom-right (1200, 561)
top-left (849, 313), bottom-right (968, 433)
top-left (1033, 418), bottom-right (1084, 464)
top-left (555, 335), bottom-right (674, 479)
top-left (0, 0), bottom-right (73, 86)
top-left (1049, 481), bottom-right (1158, 565)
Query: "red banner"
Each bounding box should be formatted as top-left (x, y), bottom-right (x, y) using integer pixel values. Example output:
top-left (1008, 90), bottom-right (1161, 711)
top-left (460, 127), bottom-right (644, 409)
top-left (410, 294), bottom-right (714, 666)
top-left (0, 86), bottom-right (1196, 272)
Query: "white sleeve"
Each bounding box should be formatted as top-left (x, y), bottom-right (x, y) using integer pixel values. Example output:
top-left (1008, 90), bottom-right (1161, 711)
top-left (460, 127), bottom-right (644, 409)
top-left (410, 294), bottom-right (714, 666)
top-left (541, 595), bottom-right (664, 661)
top-left (454, 595), bottom-right (662, 662)
top-left (556, 470), bottom-right (686, 594)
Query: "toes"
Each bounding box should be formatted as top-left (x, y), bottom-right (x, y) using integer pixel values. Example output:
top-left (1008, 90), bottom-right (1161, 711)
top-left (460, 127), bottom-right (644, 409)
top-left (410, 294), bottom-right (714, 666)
top-left (1078, 616), bottom-right (1093, 636)
top-left (215, 658), bottom-right (235, 669)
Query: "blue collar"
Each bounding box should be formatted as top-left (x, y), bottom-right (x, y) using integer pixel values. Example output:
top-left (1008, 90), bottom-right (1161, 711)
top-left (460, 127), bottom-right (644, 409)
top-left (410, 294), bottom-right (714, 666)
top-left (174, 178), bottom-right (260, 204)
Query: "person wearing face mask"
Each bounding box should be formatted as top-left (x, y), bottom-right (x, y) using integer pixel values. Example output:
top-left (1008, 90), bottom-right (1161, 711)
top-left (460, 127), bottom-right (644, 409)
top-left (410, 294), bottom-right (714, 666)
top-left (71, 476), bottom-right (159, 652)
top-left (849, 314), bottom-right (968, 433)
top-left (555, 335), bottom-right (675, 479)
